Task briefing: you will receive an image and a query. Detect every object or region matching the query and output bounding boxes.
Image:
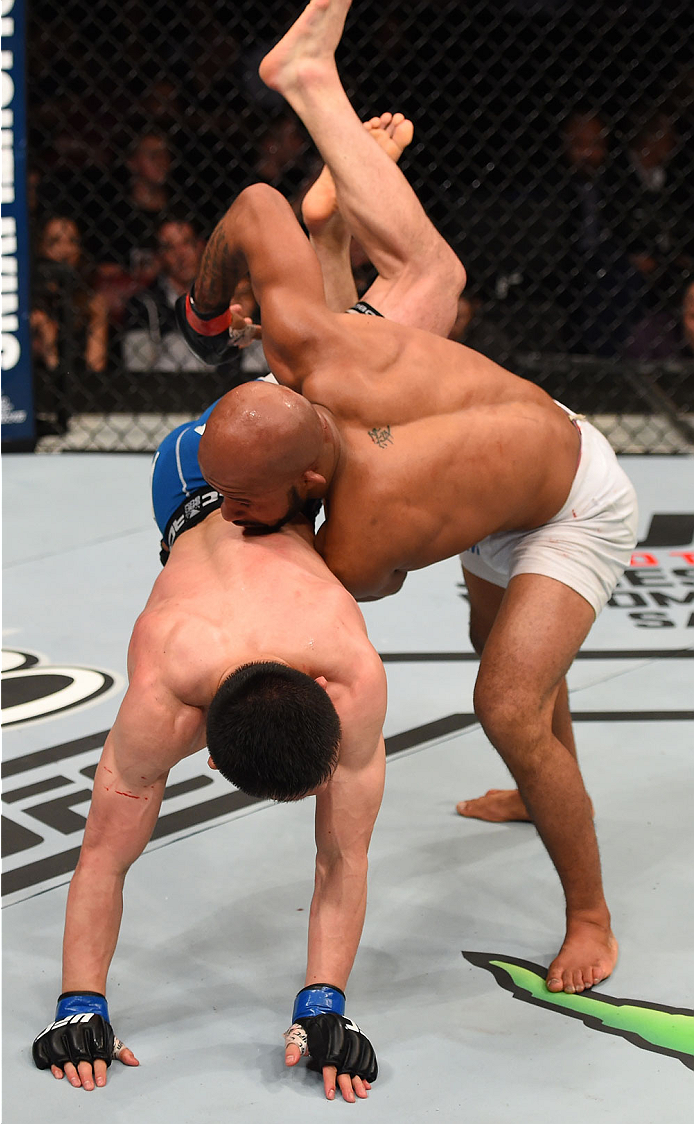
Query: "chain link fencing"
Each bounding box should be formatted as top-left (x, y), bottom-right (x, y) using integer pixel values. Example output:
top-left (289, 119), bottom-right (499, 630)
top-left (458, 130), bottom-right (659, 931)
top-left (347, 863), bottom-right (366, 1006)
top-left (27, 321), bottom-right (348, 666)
top-left (28, 0), bottom-right (694, 453)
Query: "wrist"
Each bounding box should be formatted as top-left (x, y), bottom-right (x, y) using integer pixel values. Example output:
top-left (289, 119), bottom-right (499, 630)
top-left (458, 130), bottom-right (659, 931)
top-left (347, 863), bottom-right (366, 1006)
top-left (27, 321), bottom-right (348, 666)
top-left (292, 983), bottom-right (345, 1022)
top-left (188, 284), bottom-right (231, 325)
top-left (56, 991), bottom-right (110, 1022)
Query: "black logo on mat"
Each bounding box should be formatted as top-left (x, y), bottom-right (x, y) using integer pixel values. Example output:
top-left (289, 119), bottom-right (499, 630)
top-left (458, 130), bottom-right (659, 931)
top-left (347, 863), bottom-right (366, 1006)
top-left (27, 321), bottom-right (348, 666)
top-left (1, 649), bottom-right (117, 728)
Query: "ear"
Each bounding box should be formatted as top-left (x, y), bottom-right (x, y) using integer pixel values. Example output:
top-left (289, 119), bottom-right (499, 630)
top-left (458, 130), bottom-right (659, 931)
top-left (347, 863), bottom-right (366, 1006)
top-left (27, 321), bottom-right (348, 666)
top-left (314, 675), bottom-right (328, 690)
top-left (207, 755), bottom-right (218, 770)
top-left (302, 468), bottom-right (327, 491)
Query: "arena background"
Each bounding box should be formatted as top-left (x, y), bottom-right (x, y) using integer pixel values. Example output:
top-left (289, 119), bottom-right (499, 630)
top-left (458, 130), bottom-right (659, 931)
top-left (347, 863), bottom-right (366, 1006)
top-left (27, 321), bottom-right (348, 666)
top-left (11, 0), bottom-right (694, 451)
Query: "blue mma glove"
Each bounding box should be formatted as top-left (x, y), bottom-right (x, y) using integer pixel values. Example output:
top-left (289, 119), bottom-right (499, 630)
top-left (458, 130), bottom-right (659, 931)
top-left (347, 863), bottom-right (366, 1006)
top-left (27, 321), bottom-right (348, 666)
top-left (175, 288), bottom-right (240, 365)
top-left (33, 992), bottom-right (115, 1070)
top-left (285, 984), bottom-right (378, 1083)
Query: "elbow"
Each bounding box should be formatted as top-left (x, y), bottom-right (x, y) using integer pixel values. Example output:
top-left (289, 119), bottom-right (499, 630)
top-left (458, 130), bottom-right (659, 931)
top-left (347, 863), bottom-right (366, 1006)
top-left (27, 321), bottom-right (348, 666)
top-left (315, 847), bottom-right (369, 882)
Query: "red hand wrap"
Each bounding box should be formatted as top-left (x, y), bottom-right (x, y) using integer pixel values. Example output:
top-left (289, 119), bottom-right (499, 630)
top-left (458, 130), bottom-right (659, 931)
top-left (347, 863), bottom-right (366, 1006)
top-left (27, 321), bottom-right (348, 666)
top-left (185, 294), bottom-right (232, 336)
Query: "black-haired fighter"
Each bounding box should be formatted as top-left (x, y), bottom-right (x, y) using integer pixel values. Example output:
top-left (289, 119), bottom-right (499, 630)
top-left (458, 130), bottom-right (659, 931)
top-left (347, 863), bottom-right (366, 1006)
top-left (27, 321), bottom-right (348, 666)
top-left (33, 403), bottom-right (385, 1101)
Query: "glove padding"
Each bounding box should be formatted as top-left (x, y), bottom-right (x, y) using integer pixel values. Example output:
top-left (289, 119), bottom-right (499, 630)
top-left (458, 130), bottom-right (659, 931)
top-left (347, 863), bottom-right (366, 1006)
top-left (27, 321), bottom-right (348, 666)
top-left (295, 1013), bottom-right (378, 1082)
top-left (175, 293), bottom-right (237, 365)
top-left (32, 1013), bottom-right (115, 1071)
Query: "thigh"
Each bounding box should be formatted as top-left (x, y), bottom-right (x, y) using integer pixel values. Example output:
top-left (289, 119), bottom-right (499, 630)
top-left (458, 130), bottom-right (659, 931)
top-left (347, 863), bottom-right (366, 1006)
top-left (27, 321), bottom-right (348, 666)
top-left (479, 572), bottom-right (596, 704)
top-left (362, 271), bottom-right (460, 337)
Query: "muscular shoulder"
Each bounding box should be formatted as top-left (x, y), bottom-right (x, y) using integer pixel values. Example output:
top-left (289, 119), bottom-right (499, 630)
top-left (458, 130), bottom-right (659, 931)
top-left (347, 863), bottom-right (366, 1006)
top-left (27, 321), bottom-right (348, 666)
top-left (127, 603), bottom-right (217, 707)
top-left (327, 642), bottom-right (387, 769)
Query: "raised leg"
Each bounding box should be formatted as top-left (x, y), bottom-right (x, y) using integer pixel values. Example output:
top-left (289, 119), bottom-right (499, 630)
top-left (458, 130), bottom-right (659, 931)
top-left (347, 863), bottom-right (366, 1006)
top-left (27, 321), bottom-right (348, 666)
top-left (469, 572), bottom-right (617, 994)
top-left (260, 0), bottom-right (465, 334)
top-left (302, 112), bottom-right (415, 314)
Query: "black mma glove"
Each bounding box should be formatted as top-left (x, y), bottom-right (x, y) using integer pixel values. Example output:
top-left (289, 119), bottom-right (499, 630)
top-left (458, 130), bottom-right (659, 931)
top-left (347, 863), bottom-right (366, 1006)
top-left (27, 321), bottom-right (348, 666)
top-left (285, 984), bottom-right (378, 1083)
top-left (33, 991), bottom-right (115, 1071)
top-left (175, 288), bottom-right (251, 365)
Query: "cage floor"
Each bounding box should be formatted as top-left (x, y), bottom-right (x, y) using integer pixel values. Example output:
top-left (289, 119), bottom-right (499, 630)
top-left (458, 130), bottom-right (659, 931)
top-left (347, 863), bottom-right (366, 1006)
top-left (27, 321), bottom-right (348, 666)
top-left (3, 452), bottom-right (693, 1123)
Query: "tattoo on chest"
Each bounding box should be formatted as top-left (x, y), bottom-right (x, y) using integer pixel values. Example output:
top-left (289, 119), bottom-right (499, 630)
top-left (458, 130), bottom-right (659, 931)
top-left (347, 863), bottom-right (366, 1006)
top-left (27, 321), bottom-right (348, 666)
top-left (368, 425), bottom-right (393, 448)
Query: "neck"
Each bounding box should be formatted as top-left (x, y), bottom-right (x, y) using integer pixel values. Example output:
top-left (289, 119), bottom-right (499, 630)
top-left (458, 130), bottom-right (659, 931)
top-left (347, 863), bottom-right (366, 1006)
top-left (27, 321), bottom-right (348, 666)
top-left (313, 406), bottom-right (342, 486)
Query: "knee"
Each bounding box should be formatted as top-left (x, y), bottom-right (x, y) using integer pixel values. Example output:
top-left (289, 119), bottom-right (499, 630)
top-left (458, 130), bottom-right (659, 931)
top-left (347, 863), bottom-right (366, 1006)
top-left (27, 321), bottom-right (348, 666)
top-left (428, 244), bottom-right (466, 305)
top-left (409, 240), bottom-right (465, 299)
top-left (447, 249), bottom-right (467, 300)
top-left (473, 674), bottom-right (546, 758)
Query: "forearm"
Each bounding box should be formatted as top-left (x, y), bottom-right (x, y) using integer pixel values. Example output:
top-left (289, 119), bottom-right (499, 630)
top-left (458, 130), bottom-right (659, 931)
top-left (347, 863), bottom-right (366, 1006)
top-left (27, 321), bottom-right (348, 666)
top-left (61, 858), bottom-right (127, 993)
top-left (305, 852), bottom-right (369, 991)
top-left (193, 185), bottom-right (293, 313)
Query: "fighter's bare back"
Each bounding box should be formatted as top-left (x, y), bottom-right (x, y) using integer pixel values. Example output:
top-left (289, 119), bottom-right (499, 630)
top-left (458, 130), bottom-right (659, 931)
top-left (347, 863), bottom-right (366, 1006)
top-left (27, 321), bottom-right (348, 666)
top-left (130, 510), bottom-right (380, 718)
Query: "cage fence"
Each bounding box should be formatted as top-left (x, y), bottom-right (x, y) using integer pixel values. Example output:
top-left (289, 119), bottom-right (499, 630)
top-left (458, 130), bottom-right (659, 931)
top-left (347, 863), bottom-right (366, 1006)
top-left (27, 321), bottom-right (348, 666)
top-left (27, 0), bottom-right (694, 453)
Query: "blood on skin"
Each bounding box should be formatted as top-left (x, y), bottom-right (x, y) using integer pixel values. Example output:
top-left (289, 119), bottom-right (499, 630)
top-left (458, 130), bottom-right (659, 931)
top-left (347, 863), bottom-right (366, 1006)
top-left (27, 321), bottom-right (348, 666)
top-left (115, 791), bottom-right (141, 799)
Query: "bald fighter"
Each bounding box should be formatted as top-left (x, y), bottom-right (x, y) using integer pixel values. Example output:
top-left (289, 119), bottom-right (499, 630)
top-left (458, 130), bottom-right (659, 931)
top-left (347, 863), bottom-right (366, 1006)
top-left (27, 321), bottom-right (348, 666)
top-left (32, 406), bottom-right (385, 1102)
top-left (179, 0), bottom-right (638, 998)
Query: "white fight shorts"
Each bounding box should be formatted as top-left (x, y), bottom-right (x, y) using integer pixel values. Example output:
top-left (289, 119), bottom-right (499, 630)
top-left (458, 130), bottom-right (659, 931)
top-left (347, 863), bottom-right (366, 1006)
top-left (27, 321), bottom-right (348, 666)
top-left (460, 407), bottom-right (638, 617)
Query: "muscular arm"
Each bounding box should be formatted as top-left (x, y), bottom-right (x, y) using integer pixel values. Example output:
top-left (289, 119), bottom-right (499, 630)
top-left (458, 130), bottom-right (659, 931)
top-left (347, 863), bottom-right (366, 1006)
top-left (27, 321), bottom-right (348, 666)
top-left (304, 657), bottom-right (387, 990)
top-left (315, 521), bottom-right (409, 601)
top-left (61, 675), bottom-right (204, 993)
top-left (192, 184), bottom-right (339, 388)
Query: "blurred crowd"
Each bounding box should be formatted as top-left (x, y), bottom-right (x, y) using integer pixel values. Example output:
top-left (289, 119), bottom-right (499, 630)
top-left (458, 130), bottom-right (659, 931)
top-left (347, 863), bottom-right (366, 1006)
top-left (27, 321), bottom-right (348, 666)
top-left (27, 1), bottom-right (694, 430)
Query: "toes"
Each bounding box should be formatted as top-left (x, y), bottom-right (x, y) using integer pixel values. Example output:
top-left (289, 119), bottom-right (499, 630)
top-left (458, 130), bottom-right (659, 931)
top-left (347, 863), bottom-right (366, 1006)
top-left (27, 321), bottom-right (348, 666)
top-left (546, 968), bottom-right (589, 994)
top-left (582, 967), bottom-right (597, 990)
top-left (564, 971), bottom-right (580, 998)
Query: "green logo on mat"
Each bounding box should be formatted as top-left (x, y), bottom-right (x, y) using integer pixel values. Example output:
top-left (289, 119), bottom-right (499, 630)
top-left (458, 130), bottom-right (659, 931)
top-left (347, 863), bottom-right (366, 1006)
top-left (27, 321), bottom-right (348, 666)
top-left (463, 952), bottom-right (694, 1070)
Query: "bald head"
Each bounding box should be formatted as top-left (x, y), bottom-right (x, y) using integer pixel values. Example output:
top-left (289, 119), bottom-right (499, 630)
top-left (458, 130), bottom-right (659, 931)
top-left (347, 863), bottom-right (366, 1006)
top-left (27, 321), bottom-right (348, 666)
top-left (199, 381), bottom-right (324, 499)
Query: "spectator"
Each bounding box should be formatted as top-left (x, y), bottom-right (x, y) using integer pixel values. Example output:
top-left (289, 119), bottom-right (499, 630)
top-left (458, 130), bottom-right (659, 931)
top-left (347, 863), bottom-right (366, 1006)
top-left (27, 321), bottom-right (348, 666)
top-left (32, 216), bottom-right (108, 374)
top-left (609, 106), bottom-right (694, 358)
top-left (121, 217), bottom-right (243, 383)
top-left (615, 110), bottom-right (677, 271)
top-left (549, 108), bottom-right (643, 356)
top-left (610, 108), bottom-right (691, 305)
top-left (31, 216), bottom-right (109, 432)
top-left (89, 131), bottom-right (176, 323)
top-left (625, 279), bottom-right (694, 360)
top-left (254, 112), bottom-right (319, 207)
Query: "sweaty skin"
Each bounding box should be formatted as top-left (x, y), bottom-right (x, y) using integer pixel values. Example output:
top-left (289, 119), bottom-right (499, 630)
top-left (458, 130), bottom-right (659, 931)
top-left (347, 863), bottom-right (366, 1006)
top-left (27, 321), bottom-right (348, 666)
top-left (56, 513), bottom-right (386, 1102)
top-left (192, 0), bottom-right (624, 1003)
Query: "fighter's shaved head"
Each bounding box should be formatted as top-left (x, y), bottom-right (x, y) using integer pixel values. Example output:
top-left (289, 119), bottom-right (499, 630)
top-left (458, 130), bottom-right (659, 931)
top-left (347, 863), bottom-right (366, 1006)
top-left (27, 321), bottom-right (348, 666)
top-left (199, 382), bottom-right (323, 490)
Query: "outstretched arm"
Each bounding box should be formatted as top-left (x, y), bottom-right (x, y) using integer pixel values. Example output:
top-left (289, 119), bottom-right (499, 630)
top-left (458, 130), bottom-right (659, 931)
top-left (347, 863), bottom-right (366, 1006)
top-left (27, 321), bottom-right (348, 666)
top-left (43, 675), bottom-right (204, 1090)
top-left (285, 652), bottom-right (387, 1102)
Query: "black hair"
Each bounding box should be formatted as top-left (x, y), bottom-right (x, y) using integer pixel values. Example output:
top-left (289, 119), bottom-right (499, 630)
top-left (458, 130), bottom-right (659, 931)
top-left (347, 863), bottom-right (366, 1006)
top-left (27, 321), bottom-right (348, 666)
top-left (206, 661), bottom-right (341, 801)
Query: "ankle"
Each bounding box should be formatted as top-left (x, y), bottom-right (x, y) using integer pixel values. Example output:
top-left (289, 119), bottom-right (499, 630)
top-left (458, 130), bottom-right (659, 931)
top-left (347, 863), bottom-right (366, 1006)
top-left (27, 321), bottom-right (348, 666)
top-left (566, 906), bottom-right (612, 932)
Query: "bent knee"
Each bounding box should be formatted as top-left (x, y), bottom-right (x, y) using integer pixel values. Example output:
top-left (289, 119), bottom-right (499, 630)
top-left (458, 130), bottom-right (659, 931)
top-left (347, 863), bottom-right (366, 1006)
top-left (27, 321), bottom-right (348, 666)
top-left (422, 244), bottom-right (466, 307)
top-left (473, 676), bottom-right (548, 751)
